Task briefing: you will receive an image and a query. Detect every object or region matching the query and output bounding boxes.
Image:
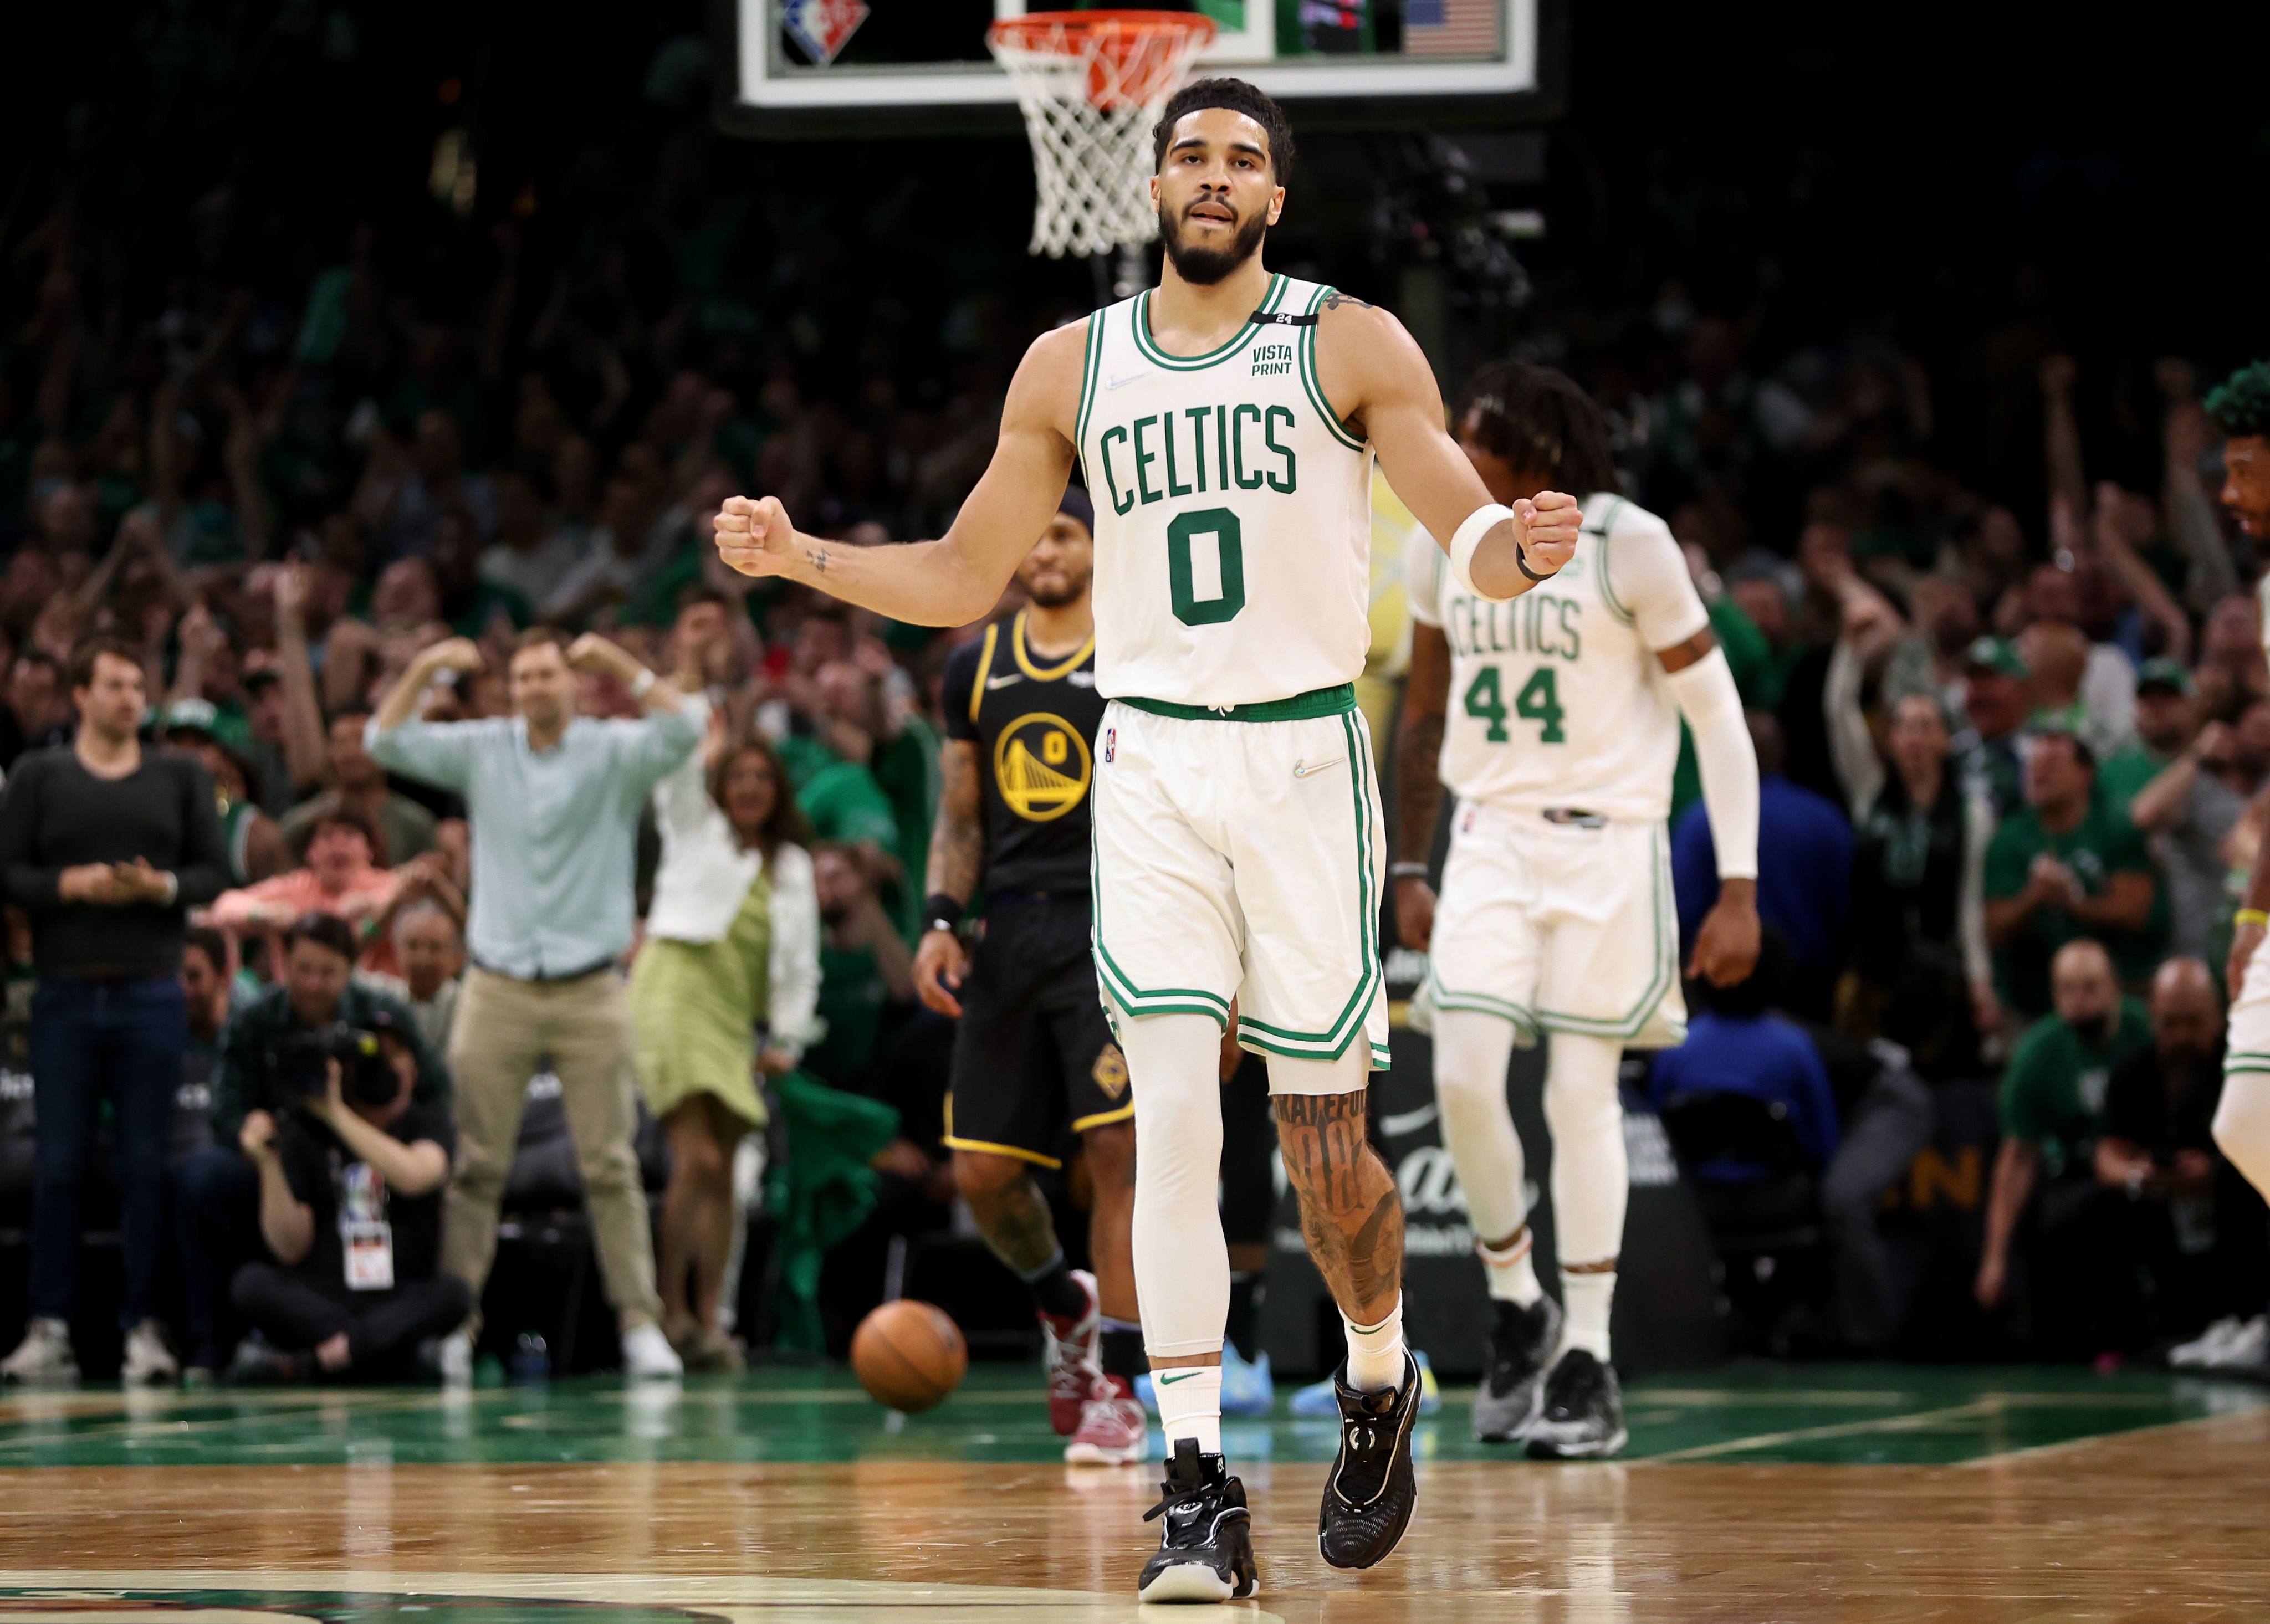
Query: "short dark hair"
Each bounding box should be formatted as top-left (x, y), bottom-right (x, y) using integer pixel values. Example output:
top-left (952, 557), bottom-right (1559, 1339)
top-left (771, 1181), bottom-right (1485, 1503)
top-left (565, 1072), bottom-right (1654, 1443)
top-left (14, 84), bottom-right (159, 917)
top-left (14, 649), bottom-right (62, 687)
top-left (1454, 361), bottom-right (1623, 496)
top-left (68, 634), bottom-right (143, 692)
top-left (309, 806), bottom-right (385, 864)
top-left (183, 926), bottom-right (228, 975)
top-left (2206, 362), bottom-right (2270, 440)
top-left (284, 912), bottom-right (358, 964)
top-left (1152, 78), bottom-right (1296, 182)
top-left (513, 626), bottom-right (572, 658)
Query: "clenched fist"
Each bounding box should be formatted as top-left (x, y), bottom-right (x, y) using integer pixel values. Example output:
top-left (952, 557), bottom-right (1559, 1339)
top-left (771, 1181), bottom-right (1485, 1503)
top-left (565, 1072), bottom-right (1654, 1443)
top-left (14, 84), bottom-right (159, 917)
top-left (1513, 490), bottom-right (1583, 578)
top-left (714, 494), bottom-right (796, 579)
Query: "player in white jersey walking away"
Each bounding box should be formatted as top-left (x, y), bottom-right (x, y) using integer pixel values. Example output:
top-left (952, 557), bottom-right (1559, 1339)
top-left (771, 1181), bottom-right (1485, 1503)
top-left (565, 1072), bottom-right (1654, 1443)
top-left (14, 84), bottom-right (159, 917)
top-left (1397, 362), bottom-right (1762, 1458)
top-left (2202, 366), bottom-right (2270, 1244)
top-left (715, 78), bottom-right (1583, 1604)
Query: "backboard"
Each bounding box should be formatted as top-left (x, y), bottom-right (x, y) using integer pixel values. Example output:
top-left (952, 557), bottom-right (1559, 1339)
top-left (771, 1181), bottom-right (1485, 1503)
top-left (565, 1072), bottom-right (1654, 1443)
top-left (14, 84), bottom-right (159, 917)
top-left (716, 1), bottom-right (1563, 139)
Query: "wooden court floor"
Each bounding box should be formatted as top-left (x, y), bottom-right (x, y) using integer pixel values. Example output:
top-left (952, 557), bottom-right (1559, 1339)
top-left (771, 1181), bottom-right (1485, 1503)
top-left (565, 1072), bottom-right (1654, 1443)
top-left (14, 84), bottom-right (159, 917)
top-left (0, 1364), bottom-right (2266, 1621)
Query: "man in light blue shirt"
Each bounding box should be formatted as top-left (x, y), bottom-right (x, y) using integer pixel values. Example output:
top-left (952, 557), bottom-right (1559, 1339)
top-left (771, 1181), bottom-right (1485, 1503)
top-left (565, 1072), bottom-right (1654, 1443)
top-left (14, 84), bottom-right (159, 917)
top-left (369, 626), bottom-right (702, 1380)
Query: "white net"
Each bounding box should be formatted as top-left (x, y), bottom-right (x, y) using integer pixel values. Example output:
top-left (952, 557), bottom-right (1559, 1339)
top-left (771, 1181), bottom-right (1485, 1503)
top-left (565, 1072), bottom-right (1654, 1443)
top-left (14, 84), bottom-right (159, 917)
top-left (988, 12), bottom-right (1219, 260)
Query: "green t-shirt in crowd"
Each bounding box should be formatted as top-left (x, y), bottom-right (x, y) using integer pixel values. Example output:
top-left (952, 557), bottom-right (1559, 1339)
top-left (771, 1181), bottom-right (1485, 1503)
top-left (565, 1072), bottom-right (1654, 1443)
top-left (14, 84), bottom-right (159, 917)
top-left (809, 941), bottom-right (887, 1086)
top-left (1983, 792), bottom-right (2165, 1017)
top-left (869, 716), bottom-right (940, 941)
top-left (1671, 596), bottom-right (1776, 820)
top-left (774, 734), bottom-right (901, 852)
top-left (2094, 743), bottom-right (2169, 812)
top-left (1998, 998), bottom-right (2150, 1177)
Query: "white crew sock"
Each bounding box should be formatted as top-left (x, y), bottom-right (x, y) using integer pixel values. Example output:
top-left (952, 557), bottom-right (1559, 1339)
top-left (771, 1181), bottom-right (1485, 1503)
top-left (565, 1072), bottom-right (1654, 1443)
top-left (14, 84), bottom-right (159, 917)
top-left (1479, 1227), bottom-right (1543, 1305)
top-left (1343, 1298), bottom-right (1407, 1392)
top-left (1561, 1270), bottom-right (1615, 1361)
top-left (1152, 1364), bottom-right (1223, 1457)
top-left (1118, 1011), bottom-right (1231, 1361)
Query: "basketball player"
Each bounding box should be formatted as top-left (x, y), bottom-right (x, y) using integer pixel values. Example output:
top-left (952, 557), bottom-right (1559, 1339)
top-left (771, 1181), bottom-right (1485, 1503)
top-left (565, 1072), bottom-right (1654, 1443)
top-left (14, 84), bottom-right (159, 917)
top-left (913, 488), bottom-right (1148, 1467)
top-left (1397, 363), bottom-right (1760, 1458)
top-left (717, 79), bottom-right (1582, 1602)
top-left (2205, 366), bottom-right (2270, 1231)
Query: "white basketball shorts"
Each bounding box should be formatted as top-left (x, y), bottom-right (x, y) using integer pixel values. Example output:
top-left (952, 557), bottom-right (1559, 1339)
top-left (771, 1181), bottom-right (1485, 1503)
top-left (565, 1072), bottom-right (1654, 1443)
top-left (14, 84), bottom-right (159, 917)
top-left (1090, 690), bottom-right (1389, 1074)
top-left (1425, 801), bottom-right (1687, 1049)
top-left (2227, 946), bottom-right (2270, 1085)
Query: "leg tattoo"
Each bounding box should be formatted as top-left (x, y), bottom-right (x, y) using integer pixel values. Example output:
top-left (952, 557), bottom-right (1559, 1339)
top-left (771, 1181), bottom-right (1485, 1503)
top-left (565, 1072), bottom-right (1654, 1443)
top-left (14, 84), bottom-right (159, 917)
top-left (953, 1152), bottom-right (1062, 1277)
top-left (1275, 1092), bottom-right (1404, 1324)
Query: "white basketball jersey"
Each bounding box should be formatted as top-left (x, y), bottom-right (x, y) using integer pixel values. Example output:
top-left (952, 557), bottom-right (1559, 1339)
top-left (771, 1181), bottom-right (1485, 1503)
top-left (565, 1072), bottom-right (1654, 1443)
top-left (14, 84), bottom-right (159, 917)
top-left (1407, 492), bottom-right (1706, 823)
top-left (1076, 274), bottom-right (1376, 708)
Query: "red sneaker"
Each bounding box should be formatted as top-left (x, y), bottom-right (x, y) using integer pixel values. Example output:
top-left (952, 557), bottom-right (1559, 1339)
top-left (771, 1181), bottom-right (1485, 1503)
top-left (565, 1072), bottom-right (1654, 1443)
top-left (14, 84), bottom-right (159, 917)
top-left (1065, 1372), bottom-right (1148, 1466)
top-left (1039, 1268), bottom-right (1102, 1436)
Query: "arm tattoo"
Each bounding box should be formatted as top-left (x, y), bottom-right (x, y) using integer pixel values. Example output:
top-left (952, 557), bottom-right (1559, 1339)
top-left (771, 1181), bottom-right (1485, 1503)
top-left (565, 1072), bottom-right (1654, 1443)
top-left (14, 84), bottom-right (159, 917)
top-left (1320, 291), bottom-right (1374, 312)
top-left (1394, 711), bottom-right (1446, 865)
top-left (924, 741), bottom-right (985, 903)
top-left (805, 546), bottom-right (830, 575)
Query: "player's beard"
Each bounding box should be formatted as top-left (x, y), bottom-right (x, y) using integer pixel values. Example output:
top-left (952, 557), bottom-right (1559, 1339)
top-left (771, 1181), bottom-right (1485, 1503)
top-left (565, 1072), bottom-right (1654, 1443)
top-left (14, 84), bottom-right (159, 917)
top-left (1158, 198), bottom-right (1266, 286)
top-left (1024, 573), bottom-right (1090, 609)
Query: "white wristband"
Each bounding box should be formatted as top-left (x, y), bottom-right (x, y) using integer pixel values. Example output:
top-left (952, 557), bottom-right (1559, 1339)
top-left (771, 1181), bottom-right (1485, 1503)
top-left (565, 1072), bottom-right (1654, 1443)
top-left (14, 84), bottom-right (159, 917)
top-left (630, 668), bottom-right (656, 699)
top-left (1450, 503), bottom-right (1519, 601)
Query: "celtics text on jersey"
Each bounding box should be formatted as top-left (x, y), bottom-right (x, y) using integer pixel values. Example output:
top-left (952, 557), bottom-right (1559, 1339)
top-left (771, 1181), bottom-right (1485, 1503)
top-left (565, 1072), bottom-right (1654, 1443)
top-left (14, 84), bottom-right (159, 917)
top-left (1407, 493), bottom-right (1710, 822)
top-left (1074, 274), bottom-right (1376, 709)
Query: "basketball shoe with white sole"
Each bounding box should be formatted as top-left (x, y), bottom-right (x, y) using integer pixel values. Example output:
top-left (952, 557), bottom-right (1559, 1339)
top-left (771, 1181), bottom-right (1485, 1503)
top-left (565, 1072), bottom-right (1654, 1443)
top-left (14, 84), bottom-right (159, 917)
top-left (1525, 1348), bottom-right (1628, 1459)
top-left (1065, 1373), bottom-right (1147, 1466)
top-left (1316, 1351), bottom-right (1422, 1571)
top-left (1137, 1437), bottom-right (1259, 1602)
top-left (1471, 1295), bottom-right (1562, 1442)
top-left (1039, 1269), bottom-right (1102, 1436)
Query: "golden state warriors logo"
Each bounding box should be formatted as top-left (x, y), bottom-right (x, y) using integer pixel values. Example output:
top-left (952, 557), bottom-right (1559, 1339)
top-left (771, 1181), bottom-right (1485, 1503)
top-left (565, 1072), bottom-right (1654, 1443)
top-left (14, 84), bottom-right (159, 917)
top-left (993, 713), bottom-right (1092, 822)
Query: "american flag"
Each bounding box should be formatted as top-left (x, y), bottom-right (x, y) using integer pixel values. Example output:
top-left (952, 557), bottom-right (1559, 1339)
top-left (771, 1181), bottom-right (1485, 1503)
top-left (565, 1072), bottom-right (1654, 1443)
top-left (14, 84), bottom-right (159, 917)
top-left (1402, 0), bottom-right (1500, 57)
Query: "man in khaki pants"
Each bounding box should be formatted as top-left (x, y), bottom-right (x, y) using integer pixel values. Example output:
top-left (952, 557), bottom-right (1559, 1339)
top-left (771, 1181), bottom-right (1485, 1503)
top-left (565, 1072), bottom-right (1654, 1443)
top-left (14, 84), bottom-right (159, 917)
top-left (369, 627), bottom-right (703, 1379)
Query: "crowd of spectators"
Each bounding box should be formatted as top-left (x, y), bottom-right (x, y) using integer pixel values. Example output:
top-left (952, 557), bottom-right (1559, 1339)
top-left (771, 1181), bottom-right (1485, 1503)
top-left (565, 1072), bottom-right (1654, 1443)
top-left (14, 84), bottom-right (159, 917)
top-left (1657, 352), bottom-right (2270, 1361)
top-left (0, 0), bottom-right (2264, 1383)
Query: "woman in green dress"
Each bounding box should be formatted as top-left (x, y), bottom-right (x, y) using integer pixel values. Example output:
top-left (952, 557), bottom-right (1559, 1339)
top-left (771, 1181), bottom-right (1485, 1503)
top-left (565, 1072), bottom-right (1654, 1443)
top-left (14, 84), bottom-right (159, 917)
top-left (633, 718), bottom-right (819, 1370)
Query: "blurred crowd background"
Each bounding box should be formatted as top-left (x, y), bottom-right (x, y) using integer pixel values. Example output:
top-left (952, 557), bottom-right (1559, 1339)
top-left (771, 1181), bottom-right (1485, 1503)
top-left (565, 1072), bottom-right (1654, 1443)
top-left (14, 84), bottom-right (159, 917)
top-left (1, 0), bottom-right (2269, 1383)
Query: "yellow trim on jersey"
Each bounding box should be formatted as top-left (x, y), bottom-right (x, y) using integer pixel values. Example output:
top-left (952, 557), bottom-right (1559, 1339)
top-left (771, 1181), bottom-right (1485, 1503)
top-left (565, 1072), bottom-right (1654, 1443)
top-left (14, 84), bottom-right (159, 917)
top-left (969, 621), bottom-right (1001, 726)
top-left (1011, 610), bottom-right (1094, 682)
top-left (1070, 1103), bottom-right (1136, 1134)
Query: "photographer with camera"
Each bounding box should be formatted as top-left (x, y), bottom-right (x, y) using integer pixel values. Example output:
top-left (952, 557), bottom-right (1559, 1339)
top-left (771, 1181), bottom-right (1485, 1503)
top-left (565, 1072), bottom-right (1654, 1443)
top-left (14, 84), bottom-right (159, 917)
top-left (228, 997), bottom-right (467, 1382)
top-left (176, 913), bottom-right (450, 1380)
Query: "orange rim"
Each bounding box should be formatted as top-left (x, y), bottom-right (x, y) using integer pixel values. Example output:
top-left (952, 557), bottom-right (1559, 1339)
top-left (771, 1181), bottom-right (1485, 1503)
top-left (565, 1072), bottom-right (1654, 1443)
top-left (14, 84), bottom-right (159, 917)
top-left (986, 9), bottom-right (1220, 58)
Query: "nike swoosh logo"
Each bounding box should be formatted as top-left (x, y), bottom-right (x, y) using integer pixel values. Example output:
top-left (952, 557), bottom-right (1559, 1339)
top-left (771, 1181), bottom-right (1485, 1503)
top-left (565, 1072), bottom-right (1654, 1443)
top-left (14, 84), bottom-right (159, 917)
top-left (1104, 372), bottom-right (1147, 390)
top-left (986, 674), bottom-right (1024, 689)
top-left (1157, 1371), bottom-right (1205, 1385)
top-left (1292, 756), bottom-right (1345, 779)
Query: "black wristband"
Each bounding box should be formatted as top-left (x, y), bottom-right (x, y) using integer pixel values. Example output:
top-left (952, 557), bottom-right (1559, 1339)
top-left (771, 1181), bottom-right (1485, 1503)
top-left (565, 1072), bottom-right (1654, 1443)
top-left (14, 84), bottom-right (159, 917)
top-left (924, 893), bottom-right (964, 935)
top-left (1515, 542), bottom-right (1550, 583)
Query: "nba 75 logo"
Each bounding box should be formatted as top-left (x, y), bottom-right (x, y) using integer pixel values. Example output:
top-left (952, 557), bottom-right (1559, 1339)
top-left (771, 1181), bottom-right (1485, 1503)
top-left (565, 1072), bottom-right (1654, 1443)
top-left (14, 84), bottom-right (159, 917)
top-left (781, 0), bottom-right (869, 66)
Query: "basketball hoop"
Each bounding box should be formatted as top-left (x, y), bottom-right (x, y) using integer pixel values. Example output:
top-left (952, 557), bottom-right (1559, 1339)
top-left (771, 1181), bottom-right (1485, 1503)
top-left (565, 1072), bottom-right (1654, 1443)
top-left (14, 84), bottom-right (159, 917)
top-left (988, 9), bottom-right (1219, 260)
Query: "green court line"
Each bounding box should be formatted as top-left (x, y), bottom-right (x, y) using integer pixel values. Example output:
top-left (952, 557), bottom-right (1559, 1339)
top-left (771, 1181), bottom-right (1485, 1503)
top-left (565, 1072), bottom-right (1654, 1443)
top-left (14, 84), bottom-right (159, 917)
top-left (0, 1364), bottom-right (2256, 1471)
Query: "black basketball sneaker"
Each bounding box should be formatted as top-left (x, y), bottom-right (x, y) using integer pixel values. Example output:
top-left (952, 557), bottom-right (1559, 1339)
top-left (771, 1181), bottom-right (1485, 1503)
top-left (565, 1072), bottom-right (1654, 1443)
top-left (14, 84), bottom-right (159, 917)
top-left (1525, 1347), bottom-right (1628, 1459)
top-left (1137, 1437), bottom-right (1260, 1602)
top-left (1317, 1350), bottom-right (1422, 1570)
top-left (1471, 1294), bottom-right (1563, 1443)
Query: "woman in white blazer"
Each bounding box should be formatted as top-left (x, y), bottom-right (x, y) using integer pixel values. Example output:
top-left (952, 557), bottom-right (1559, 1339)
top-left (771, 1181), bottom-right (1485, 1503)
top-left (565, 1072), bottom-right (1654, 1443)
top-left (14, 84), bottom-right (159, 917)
top-left (632, 711), bottom-right (820, 1370)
